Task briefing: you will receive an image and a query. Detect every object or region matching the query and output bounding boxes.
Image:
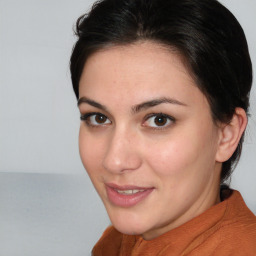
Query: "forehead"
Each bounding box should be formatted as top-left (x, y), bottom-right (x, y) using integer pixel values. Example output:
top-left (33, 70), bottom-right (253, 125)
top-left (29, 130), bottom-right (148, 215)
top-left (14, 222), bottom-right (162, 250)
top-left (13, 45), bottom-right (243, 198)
top-left (79, 41), bottom-right (208, 110)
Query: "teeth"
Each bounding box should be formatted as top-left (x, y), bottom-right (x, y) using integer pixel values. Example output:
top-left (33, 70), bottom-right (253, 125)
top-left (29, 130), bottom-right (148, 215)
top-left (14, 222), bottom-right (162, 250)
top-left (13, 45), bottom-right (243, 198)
top-left (116, 189), bottom-right (145, 195)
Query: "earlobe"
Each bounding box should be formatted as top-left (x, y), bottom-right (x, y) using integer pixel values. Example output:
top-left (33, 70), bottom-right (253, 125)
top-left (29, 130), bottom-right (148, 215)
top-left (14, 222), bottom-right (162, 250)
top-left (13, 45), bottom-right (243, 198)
top-left (216, 108), bottom-right (248, 163)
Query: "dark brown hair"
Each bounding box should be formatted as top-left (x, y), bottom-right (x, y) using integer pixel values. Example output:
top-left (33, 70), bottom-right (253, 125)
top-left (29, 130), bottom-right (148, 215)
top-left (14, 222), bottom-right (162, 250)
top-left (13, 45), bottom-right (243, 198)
top-left (70, 0), bottom-right (252, 181)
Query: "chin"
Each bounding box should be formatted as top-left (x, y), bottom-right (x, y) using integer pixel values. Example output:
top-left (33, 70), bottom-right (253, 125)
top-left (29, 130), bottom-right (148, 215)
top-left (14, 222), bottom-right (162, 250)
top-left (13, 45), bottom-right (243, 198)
top-left (113, 222), bottom-right (146, 236)
top-left (107, 208), bottom-right (149, 236)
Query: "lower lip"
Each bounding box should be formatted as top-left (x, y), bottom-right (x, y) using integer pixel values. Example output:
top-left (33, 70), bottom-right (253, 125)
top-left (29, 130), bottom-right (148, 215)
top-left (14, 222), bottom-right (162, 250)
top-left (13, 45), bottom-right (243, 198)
top-left (106, 186), bottom-right (154, 207)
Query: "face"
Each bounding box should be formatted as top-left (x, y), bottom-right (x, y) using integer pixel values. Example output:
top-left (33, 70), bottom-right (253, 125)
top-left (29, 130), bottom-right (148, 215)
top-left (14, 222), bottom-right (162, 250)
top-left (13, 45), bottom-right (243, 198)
top-left (78, 42), bottom-right (222, 240)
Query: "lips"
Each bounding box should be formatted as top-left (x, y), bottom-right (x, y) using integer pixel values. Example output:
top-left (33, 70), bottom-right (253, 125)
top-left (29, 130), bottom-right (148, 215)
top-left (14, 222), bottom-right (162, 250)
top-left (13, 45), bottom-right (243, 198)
top-left (105, 183), bottom-right (154, 207)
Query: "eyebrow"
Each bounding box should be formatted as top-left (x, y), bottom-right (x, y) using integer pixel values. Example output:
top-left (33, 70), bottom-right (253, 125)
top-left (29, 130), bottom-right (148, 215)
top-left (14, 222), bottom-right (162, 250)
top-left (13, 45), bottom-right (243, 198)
top-left (77, 96), bottom-right (187, 113)
top-left (132, 97), bottom-right (187, 113)
top-left (77, 97), bottom-right (107, 111)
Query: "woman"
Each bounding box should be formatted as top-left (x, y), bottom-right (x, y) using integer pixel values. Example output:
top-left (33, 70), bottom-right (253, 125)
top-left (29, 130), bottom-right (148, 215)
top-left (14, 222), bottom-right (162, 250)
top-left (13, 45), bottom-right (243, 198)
top-left (70, 0), bottom-right (256, 255)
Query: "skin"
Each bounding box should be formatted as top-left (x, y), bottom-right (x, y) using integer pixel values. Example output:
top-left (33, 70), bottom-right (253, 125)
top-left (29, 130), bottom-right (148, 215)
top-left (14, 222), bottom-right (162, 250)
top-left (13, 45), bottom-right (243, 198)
top-left (78, 41), bottom-right (225, 240)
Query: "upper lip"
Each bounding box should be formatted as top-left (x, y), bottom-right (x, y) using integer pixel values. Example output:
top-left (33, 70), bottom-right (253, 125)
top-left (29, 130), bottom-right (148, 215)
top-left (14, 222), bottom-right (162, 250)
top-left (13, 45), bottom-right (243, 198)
top-left (106, 183), bottom-right (154, 190)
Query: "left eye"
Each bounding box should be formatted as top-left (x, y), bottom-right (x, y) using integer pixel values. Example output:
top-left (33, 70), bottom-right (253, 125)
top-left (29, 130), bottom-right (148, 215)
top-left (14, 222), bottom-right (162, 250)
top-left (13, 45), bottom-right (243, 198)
top-left (81, 113), bottom-right (111, 126)
top-left (144, 114), bottom-right (174, 128)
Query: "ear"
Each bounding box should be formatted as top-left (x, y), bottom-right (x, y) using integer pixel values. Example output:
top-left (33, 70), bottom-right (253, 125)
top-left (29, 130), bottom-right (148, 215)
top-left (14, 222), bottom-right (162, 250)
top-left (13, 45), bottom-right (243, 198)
top-left (215, 108), bottom-right (248, 163)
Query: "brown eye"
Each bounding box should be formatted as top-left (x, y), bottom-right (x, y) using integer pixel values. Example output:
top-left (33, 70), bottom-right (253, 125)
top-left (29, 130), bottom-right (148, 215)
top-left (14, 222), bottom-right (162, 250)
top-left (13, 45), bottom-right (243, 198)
top-left (154, 116), bottom-right (168, 126)
top-left (81, 113), bottom-right (111, 126)
top-left (144, 113), bottom-right (174, 128)
top-left (95, 114), bottom-right (107, 124)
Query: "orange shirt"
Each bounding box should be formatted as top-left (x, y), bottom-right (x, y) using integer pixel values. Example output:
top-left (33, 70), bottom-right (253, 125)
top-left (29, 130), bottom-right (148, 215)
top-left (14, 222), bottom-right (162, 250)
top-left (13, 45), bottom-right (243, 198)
top-left (92, 190), bottom-right (256, 255)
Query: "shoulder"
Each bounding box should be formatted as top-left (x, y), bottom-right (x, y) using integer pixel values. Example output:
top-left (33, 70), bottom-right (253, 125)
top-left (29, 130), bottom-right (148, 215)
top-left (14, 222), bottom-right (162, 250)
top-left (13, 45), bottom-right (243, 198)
top-left (220, 190), bottom-right (256, 234)
top-left (191, 190), bottom-right (256, 255)
top-left (216, 192), bottom-right (256, 254)
top-left (212, 224), bottom-right (256, 255)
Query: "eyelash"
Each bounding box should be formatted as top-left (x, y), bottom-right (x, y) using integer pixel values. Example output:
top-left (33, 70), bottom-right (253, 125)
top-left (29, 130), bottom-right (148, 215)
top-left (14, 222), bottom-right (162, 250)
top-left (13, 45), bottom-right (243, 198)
top-left (80, 112), bottom-right (175, 129)
top-left (143, 113), bottom-right (175, 130)
top-left (80, 112), bottom-right (111, 127)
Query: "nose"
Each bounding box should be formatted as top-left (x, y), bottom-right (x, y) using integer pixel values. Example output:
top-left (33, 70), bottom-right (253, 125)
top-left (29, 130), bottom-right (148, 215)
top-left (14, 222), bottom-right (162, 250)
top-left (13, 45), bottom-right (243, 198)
top-left (102, 128), bottom-right (142, 174)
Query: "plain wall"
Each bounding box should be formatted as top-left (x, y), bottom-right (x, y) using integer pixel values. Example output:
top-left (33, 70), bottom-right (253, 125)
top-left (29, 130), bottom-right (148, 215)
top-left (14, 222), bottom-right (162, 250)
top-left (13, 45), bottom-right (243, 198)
top-left (0, 0), bottom-right (255, 255)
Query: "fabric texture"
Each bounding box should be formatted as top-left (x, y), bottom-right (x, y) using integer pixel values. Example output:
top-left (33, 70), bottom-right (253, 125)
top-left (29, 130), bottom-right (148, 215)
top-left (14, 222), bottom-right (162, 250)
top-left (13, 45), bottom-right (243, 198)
top-left (92, 190), bottom-right (256, 255)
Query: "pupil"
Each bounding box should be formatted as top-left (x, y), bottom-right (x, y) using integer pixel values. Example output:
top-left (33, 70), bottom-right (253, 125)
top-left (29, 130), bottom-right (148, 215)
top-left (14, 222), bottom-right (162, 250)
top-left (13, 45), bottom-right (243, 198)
top-left (155, 116), bottom-right (167, 126)
top-left (96, 115), bottom-right (106, 123)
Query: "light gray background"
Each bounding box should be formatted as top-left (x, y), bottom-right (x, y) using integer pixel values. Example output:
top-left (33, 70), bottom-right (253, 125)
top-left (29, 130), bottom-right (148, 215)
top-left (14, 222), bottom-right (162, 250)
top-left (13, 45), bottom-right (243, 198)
top-left (0, 0), bottom-right (255, 255)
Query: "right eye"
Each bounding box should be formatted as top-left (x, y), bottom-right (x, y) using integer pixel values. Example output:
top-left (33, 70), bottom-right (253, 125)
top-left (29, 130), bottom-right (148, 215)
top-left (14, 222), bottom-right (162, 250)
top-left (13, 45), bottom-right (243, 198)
top-left (80, 113), bottom-right (111, 126)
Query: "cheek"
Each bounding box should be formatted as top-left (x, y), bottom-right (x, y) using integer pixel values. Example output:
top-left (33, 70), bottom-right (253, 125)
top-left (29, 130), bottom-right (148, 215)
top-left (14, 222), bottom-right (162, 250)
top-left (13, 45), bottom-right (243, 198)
top-left (79, 129), bottom-right (104, 176)
top-left (146, 139), bottom-right (194, 177)
top-left (145, 128), bottom-right (217, 178)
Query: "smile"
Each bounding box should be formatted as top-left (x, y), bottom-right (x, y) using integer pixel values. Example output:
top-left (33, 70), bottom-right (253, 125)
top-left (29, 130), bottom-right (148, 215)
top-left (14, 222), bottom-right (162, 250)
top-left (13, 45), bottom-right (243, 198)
top-left (115, 189), bottom-right (146, 195)
top-left (105, 183), bottom-right (154, 207)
